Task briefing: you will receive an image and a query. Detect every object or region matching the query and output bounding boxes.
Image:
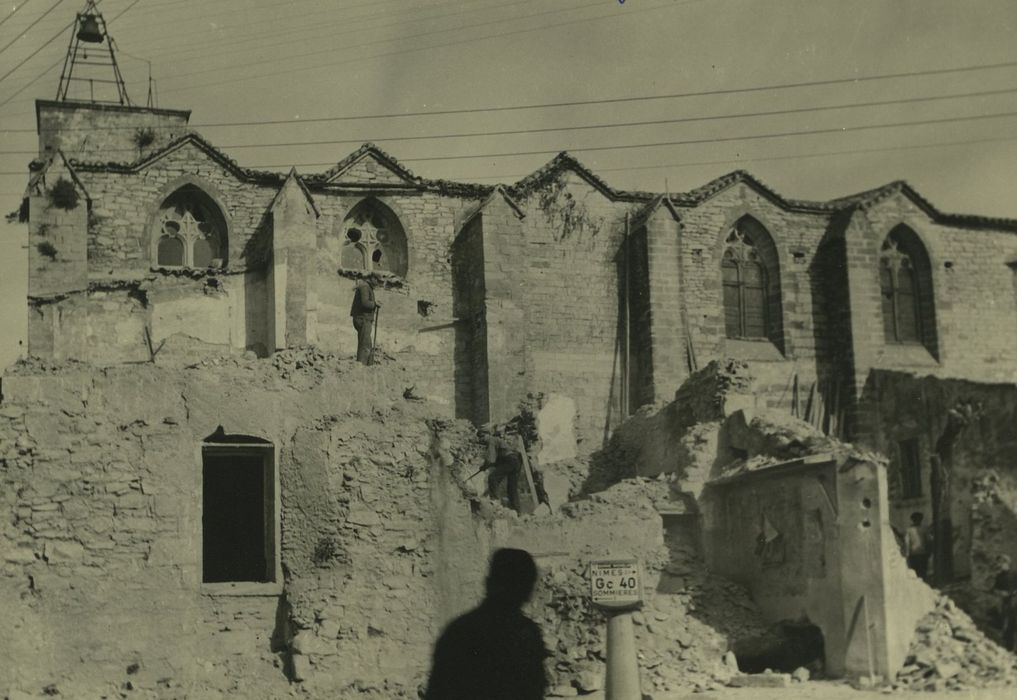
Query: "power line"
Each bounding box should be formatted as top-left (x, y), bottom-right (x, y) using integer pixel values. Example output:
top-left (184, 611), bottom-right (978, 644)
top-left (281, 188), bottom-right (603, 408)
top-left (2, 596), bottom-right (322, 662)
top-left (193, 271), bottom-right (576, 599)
top-left (149, 56), bottom-right (1017, 124)
top-left (4, 84), bottom-right (1017, 153)
top-left (0, 0), bottom-right (65, 57)
top-left (5, 132), bottom-right (1017, 180)
top-left (134, 0), bottom-right (474, 62)
top-left (0, 0), bottom-right (35, 30)
top-left (164, 0), bottom-right (609, 82)
top-left (0, 0), bottom-right (475, 109)
top-left (140, 0), bottom-right (535, 68)
top-left (233, 107), bottom-right (1017, 167)
top-left (465, 134), bottom-right (1017, 181)
top-left (0, 0), bottom-right (140, 108)
top-left (6, 55), bottom-right (1017, 132)
top-left (0, 0), bottom-right (90, 85)
top-left (157, 0), bottom-right (692, 96)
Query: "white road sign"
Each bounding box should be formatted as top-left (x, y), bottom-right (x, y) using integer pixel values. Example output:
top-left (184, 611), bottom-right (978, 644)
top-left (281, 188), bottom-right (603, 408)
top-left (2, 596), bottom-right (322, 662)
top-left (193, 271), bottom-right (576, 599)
top-left (590, 559), bottom-right (642, 609)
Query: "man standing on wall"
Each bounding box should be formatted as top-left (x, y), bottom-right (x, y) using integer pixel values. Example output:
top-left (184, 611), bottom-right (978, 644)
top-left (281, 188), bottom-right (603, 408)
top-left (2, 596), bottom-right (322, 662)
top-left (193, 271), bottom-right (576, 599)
top-left (350, 250), bottom-right (382, 364)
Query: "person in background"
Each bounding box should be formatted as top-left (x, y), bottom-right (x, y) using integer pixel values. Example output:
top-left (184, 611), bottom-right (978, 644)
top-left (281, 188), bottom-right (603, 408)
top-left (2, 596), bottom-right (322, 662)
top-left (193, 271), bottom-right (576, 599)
top-left (905, 512), bottom-right (932, 581)
top-left (993, 554), bottom-right (1017, 651)
top-left (350, 250), bottom-right (382, 364)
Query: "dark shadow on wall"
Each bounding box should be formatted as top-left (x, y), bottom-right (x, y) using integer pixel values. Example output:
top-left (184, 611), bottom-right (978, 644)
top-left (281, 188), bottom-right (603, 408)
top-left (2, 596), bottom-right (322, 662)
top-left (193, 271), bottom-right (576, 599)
top-left (243, 211), bottom-right (274, 356)
top-left (450, 216), bottom-right (489, 424)
top-left (808, 210), bottom-right (856, 439)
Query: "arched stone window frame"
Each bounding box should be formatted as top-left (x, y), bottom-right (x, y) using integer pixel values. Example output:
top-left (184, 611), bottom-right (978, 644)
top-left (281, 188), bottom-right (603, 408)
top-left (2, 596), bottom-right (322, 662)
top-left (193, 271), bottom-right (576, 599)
top-left (148, 176), bottom-right (231, 270)
top-left (878, 224), bottom-right (938, 354)
top-left (718, 214), bottom-right (785, 351)
top-left (336, 197), bottom-right (409, 278)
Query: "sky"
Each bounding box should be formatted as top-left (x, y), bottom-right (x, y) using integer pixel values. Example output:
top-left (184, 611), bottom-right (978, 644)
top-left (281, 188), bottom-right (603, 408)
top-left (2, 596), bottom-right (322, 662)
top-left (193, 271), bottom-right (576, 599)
top-left (2, 0), bottom-right (1017, 366)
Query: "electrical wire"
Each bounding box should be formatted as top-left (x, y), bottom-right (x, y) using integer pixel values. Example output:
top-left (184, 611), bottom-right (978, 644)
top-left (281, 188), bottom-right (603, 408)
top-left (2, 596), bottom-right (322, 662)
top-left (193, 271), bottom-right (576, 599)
top-left (157, 0), bottom-right (693, 95)
top-left (4, 132), bottom-right (1017, 180)
top-left (0, 0), bottom-right (35, 29)
top-left (0, 0), bottom-right (65, 57)
top-left (3, 85), bottom-right (1017, 153)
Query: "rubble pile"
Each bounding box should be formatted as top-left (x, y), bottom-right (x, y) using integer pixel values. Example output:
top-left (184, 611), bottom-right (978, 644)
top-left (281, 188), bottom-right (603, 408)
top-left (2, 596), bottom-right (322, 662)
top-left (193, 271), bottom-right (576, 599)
top-left (522, 478), bottom-right (777, 696)
top-left (895, 594), bottom-right (1017, 691)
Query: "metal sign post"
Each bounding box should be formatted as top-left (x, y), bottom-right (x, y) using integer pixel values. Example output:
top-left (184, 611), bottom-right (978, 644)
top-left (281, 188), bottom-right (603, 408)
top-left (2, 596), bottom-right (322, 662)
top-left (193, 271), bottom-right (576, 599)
top-left (590, 559), bottom-right (643, 700)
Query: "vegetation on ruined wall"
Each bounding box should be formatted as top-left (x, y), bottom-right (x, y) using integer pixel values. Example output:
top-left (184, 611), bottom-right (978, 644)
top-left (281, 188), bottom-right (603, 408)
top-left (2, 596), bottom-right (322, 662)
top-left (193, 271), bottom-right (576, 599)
top-left (133, 127), bottom-right (156, 152)
top-left (36, 240), bottom-right (58, 260)
top-left (48, 177), bottom-right (79, 210)
top-left (535, 178), bottom-right (605, 242)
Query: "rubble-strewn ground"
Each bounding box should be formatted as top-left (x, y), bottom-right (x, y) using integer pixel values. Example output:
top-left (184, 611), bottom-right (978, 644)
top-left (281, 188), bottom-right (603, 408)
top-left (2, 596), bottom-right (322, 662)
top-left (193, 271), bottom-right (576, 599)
top-left (4, 351), bottom-right (1017, 698)
top-left (894, 594), bottom-right (1017, 692)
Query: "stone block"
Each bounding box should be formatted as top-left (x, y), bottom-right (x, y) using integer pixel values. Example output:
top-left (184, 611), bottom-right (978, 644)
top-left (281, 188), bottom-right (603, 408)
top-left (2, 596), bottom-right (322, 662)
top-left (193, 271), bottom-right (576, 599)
top-left (536, 394), bottom-right (577, 464)
top-left (44, 540), bottom-right (85, 563)
top-left (728, 673), bottom-right (791, 688)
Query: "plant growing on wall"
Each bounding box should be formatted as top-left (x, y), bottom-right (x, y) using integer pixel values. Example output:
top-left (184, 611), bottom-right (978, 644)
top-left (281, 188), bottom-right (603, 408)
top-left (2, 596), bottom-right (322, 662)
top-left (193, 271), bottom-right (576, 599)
top-left (133, 127), bottom-right (156, 152)
top-left (37, 241), bottom-right (58, 260)
top-left (536, 177), bottom-right (605, 242)
top-left (48, 178), bottom-right (79, 210)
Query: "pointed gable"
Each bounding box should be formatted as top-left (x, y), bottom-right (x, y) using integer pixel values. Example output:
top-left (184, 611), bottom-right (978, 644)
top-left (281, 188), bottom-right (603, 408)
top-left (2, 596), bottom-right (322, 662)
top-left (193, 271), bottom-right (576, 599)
top-left (270, 168), bottom-right (319, 219)
top-left (461, 185), bottom-right (525, 230)
top-left (511, 151), bottom-right (619, 200)
top-left (631, 193), bottom-right (680, 229)
top-left (322, 143), bottom-right (419, 187)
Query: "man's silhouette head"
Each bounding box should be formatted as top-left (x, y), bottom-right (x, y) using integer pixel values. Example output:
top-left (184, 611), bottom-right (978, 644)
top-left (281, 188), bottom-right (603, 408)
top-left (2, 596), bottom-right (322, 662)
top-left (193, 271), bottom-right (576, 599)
top-left (485, 548), bottom-right (537, 608)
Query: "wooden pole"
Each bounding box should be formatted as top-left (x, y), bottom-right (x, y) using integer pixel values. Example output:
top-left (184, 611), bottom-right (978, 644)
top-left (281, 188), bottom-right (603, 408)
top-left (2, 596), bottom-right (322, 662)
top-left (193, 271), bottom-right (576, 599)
top-left (516, 435), bottom-right (540, 512)
top-left (623, 211), bottom-right (631, 417)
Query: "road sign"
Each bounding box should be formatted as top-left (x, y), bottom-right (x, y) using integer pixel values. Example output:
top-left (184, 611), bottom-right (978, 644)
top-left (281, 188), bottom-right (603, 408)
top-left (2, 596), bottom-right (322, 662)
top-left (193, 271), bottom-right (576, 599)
top-left (590, 559), bottom-right (642, 610)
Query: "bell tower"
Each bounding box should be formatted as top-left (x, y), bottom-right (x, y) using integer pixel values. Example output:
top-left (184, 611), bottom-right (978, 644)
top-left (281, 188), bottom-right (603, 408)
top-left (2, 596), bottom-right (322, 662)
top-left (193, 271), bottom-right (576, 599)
top-left (55, 0), bottom-right (130, 105)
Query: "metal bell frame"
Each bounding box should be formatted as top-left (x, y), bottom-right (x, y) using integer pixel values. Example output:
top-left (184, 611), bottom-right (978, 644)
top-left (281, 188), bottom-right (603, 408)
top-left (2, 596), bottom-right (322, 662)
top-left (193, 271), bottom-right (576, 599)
top-left (55, 0), bottom-right (131, 105)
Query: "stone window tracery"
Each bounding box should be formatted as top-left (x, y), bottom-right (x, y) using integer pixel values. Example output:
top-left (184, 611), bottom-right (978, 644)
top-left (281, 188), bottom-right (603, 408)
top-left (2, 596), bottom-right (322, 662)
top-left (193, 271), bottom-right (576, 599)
top-left (880, 236), bottom-right (921, 343)
top-left (722, 226), bottom-right (769, 339)
top-left (339, 199), bottom-right (408, 277)
top-left (153, 185), bottom-right (228, 268)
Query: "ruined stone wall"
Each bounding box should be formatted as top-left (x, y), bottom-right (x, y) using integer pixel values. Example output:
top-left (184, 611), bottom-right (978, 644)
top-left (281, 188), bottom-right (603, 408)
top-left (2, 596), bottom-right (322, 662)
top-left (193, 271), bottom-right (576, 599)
top-left (513, 173), bottom-right (634, 449)
top-left (674, 185), bottom-right (830, 377)
top-left (79, 148), bottom-right (279, 272)
top-left (0, 357), bottom-right (467, 697)
top-left (701, 458), bottom-right (936, 679)
top-left (28, 270), bottom-right (271, 364)
top-left (36, 101), bottom-right (190, 161)
top-left (859, 370), bottom-right (1017, 585)
top-left (844, 197), bottom-right (1017, 418)
top-left (309, 190), bottom-right (481, 411)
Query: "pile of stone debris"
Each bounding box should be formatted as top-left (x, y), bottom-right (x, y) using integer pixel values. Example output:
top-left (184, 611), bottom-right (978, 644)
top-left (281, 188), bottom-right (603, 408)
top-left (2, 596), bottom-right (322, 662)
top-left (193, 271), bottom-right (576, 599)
top-left (895, 594), bottom-right (1017, 691)
top-left (532, 523), bottom-right (778, 696)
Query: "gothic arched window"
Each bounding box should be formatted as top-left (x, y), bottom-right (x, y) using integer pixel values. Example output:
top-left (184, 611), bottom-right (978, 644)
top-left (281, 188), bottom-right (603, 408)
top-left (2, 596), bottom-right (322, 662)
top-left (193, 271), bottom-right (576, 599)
top-left (722, 219), bottom-right (783, 342)
top-left (339, 199), bottom-right (408, 277)
top-left (880, 227), bottom-right (934, 346)
top-left (153, 185), bottom-right (228, 268)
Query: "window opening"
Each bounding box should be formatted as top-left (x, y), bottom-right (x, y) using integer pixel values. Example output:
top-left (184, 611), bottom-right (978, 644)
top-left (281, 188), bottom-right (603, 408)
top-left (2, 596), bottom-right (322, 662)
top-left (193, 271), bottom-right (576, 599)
top-left (202, 444), bottom-right (275, 583)
top-left (339, 199), bottom-right (408, 276)
top-left (722, 226), bottom-right (768, 339)
top-left (154, 185), bottom-right (228, 268)
top-left (880, 237), bottom-right (922, 343)
top-left (898, 438), bottom-right (922, 500)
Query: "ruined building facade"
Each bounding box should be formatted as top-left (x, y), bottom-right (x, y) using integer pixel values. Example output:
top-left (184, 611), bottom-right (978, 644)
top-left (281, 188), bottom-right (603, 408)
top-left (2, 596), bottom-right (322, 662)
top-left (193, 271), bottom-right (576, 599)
top-left (9, 92), bottom-right (1017, 693)
top-left (23, 101), bottom-right (1017, 462)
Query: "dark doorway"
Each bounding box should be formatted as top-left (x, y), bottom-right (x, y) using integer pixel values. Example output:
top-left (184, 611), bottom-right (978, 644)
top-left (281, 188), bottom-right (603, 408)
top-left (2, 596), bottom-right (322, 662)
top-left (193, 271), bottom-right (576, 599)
top-left (202, 447), bottom-right (274, 583)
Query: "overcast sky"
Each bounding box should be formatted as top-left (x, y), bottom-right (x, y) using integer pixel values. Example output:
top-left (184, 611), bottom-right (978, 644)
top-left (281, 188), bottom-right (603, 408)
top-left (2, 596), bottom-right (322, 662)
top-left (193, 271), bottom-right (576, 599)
top-left (2, 0), bottom-right (1017, 364)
